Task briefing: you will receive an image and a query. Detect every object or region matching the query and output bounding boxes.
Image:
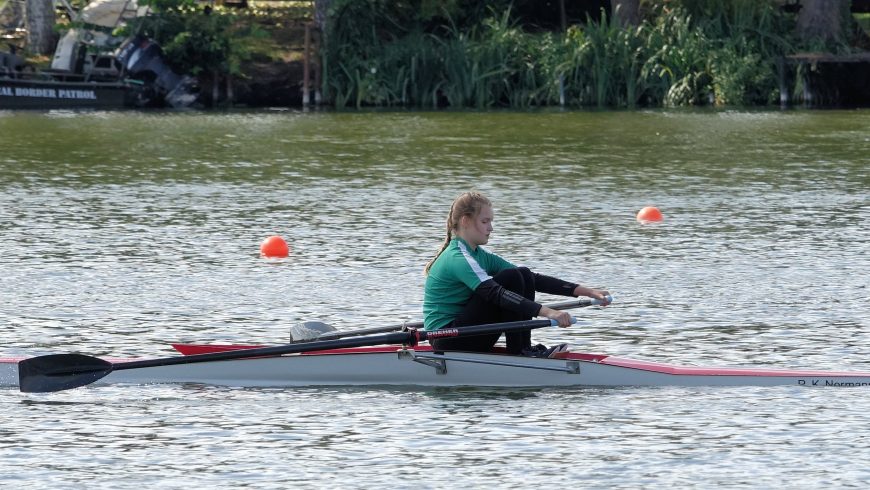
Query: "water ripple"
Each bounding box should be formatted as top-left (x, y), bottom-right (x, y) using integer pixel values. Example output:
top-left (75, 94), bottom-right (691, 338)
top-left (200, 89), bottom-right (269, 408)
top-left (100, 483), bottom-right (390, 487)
top-left (1, 109), bottom-right (869, 487)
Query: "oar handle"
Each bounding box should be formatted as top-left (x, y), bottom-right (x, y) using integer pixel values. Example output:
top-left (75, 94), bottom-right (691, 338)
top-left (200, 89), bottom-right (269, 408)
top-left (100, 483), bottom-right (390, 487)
top-left (593, 295), bottom-right (613, 305)
top-left (549, 317), bottom-right (575, 326)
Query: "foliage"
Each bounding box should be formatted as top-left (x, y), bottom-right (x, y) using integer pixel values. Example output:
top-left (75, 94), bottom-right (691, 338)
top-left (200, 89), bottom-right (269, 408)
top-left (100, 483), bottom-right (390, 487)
top-left (642, 6), bottom-right (714, 106)
top-left (669, 0), bottom-right (794, 105)
top-left (321, 0), bottom-right (813, 108)
top-left (120, 0), bottom-right (268, 76)
top-left (561, 10), bottom-right (648, 108)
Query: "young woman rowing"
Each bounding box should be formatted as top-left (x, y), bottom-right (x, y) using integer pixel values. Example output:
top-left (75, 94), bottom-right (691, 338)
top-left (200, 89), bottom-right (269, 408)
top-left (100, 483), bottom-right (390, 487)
top-left (422, 191), bottom-right (610, 357)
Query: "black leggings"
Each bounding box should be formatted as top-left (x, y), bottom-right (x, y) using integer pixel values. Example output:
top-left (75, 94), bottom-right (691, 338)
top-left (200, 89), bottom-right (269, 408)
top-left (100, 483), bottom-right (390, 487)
top-left (431, 267), bottom-right (535, 355)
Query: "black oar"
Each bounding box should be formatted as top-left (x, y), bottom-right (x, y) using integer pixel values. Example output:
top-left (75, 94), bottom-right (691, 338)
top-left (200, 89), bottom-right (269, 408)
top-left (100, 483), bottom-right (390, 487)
top-left (299, 297), bottom-right (608, 341)
top-left (19, 318), bottom-right (561, 393)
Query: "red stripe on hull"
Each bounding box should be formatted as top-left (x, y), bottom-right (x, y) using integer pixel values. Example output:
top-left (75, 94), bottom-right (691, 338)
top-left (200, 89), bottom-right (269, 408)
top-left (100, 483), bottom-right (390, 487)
top-left (170, 344), bottom-right (870, 378)
top-left (171, 344), bottom-right (437, 356)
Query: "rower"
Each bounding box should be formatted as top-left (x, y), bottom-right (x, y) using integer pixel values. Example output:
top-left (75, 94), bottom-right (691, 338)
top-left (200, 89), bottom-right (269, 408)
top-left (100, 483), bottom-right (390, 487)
top-left (422, 191), bottom-right (610, 357)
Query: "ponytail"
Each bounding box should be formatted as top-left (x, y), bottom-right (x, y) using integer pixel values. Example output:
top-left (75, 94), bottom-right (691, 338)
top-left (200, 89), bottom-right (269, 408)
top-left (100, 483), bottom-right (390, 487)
top-left (424, 191), bottom-right (491, 275)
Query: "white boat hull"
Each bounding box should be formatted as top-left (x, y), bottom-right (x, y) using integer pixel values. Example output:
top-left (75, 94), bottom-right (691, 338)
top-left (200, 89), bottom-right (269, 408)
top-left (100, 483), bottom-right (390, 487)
top-left (5, 346), bottom-right (870, 389)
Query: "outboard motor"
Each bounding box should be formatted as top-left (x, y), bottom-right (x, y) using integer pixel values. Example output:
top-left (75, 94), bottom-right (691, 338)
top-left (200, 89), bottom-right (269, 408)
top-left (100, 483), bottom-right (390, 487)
top-left (116, 36), bottom-right (198, 107)
top-left (0, 44), bottom-right (25, 74)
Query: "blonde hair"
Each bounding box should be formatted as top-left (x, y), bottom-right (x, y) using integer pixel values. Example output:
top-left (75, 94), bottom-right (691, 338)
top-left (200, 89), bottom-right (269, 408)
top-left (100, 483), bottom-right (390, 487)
top-left (424, 191), bottom-right (492, 275)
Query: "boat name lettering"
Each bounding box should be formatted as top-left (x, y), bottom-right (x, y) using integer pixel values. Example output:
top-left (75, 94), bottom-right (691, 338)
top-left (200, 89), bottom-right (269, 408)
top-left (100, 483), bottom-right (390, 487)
top-left (3, 87), bottom-right (98, 99)
top-left (427, 328), bottom-right (459, 339)
top-left (14, 87), bottom-right (58, 98)
top-left (58, 89), bottom-right (98, 100)
top-left (798, 379), bottom-right (870, 387)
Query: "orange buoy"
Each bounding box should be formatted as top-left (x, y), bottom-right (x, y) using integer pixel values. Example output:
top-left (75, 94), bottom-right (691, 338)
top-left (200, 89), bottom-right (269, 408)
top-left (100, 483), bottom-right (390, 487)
top-left (636, 206), bottom-right (663, 223)
top-left (260, 235), bottom-right (290, 257)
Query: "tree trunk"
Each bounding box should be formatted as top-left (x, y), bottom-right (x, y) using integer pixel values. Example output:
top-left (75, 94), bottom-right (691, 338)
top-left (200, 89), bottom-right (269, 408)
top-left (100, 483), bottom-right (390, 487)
top-left (212, 70), bottom-right (220, 106)
top-left (796, 0), bottom-right (848, 44)
top-left (24, 0), bottom-right (55, 55)
top-left (610, 0), bottom-right (640, 27)
top-left (314, 0), bottom-right (330, 104)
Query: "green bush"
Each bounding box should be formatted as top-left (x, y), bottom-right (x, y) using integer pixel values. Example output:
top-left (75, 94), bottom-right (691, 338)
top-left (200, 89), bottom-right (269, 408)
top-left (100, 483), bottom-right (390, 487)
top-left (121, 0), bottom-right (268, 77)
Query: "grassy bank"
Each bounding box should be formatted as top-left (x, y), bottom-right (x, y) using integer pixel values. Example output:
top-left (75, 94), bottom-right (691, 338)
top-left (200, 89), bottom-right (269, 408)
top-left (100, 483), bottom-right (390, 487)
top-left (322, 0), bottom-right (864, 109)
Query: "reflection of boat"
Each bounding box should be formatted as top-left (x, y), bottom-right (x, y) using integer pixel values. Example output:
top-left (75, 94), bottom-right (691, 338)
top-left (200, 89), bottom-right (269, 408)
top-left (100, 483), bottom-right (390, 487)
top-left (0, 0), bottom-right (197, 109)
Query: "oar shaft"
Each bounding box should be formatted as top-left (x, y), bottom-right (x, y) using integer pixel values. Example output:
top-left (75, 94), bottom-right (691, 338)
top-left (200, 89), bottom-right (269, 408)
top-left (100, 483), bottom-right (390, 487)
top-left (111, 331), bottom-right (415, 371)
top-left (317, 297), bottom-right (602, 341)
top-left (317, 324), bottom-right (408, 340)
top-left (421, 319), bottom-right (554, 341)
top-left (111, 318), bottom-right (556, 372)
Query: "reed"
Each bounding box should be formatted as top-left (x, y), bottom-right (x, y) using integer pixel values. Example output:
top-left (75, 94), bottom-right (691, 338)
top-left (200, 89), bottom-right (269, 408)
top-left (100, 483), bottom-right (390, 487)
top-left (322, 0), bottom-right (799, 109)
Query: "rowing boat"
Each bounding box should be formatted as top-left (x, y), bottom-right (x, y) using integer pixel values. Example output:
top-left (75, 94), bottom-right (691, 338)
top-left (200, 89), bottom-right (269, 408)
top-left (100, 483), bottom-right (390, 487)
top-left (5, 343), bottom-right (870, 389)
top-left (10, 300), bottom-right (870, 391)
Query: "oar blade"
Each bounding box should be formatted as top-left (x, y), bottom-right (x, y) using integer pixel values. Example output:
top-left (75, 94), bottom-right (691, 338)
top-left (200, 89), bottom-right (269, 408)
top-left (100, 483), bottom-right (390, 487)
top-left (290, 321), bottom-right (338, 341)
top-left (19, 354), bottom-right (113, 393)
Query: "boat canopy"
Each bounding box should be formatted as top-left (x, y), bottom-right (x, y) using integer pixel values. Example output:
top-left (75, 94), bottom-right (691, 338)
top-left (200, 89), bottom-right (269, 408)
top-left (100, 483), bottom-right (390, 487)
top-left (80, 0), bottom-right (149, 28)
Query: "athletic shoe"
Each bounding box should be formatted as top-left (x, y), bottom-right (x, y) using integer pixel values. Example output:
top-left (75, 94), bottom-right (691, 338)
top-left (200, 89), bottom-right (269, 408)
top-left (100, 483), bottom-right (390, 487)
top-left (520, 344), bottom-right (549, 357)
top-left (546, 343), bottom-right (570, 358)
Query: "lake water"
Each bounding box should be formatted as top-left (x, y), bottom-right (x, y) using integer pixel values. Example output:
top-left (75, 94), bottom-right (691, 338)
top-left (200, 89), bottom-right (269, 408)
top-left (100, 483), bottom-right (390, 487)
top-left (1, 108), bottom-right (868, 487)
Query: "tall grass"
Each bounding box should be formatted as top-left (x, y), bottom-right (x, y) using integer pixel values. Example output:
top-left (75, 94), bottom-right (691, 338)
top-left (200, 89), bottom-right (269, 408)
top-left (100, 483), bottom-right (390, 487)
top-left (323, 0), bottom-right (799, 108)
top-left (563, 10), bottom-right (647, 108)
